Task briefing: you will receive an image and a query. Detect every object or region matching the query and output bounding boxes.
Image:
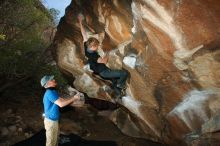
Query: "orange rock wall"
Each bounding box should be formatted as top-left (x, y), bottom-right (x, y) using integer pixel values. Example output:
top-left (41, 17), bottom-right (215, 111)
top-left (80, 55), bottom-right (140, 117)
top-left (52, 0), bottom-right (220, 145)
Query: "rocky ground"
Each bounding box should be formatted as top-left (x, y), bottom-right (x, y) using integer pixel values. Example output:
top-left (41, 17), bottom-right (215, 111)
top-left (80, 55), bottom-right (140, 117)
top-left (0, 88), bottom-right (163, 146)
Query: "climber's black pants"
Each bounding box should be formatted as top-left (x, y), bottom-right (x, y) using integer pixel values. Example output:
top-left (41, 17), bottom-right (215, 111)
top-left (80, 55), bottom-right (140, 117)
top-left (99, 69), bottom-right (128, 89)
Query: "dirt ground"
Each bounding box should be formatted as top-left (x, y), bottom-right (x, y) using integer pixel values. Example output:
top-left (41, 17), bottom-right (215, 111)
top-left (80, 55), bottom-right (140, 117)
top-left (0, 89), bottom-right (163, 146)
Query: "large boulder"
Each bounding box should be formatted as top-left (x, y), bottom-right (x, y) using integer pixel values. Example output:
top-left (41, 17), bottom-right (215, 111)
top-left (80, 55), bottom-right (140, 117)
top-left (51, 0), bottom-right (220, 145)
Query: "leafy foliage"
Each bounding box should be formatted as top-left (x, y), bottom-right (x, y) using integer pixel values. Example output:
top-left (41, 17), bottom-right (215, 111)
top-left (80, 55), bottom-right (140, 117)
top-left (49, 8), bottom-right (60, 25)
top-left (0, 34), bottom-right (6, 40)
top-left (0, 0), bottom-right (67, 93)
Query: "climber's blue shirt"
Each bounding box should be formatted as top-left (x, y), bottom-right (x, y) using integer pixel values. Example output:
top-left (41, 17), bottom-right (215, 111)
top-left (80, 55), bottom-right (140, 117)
top-left (43, 88), bottom-right (60, 121)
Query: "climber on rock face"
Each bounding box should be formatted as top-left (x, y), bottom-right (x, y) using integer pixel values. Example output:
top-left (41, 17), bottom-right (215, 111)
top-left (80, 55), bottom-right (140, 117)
top-left (78, 14), bottom-right (128, 98)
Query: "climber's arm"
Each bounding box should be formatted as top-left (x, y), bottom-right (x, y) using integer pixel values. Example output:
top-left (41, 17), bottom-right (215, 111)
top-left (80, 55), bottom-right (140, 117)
top-left (97, 55), bottom-right (108, 64)
top-left (78, 14), bottom-right (88, 42)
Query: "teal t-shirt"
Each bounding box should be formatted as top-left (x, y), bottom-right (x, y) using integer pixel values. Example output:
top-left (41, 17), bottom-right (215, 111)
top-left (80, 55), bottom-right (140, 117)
top-left (43, 89), bottom-right (60, 121)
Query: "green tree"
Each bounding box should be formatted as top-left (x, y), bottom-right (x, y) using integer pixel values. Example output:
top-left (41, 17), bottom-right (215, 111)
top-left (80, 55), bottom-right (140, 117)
top-left (0, 0), bottom-right (67, 94)
top-left (49, 8), bottom-right (60, 25)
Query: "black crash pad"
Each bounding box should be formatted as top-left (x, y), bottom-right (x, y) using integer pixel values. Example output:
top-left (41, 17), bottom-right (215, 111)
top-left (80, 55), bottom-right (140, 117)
top-left (13, 129), bottom-right (117, 146)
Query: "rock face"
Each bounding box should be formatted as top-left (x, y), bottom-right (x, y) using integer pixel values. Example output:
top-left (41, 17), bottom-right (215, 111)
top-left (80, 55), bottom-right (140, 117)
top-left (51, 0), bottom-right (220, 145)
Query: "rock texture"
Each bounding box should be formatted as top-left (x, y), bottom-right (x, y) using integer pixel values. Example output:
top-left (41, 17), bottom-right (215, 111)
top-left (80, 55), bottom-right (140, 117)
top-left (51, 0), bottom-right (220, 145)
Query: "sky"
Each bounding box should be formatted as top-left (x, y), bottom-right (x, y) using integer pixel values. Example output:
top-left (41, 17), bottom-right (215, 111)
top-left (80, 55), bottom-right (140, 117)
top-left (42, 0), bottom-right (72, 20)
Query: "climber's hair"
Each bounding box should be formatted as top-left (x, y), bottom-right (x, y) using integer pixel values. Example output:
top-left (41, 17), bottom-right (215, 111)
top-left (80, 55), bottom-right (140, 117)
top-left (86, 37), bottom-right (99, 48)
